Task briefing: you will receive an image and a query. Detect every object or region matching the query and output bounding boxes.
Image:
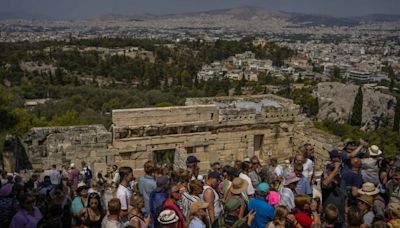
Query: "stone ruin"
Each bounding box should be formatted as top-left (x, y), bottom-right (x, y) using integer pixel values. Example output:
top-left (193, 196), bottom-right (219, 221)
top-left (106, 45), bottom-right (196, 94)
top-left (3, 94), bottom-right (343, 175)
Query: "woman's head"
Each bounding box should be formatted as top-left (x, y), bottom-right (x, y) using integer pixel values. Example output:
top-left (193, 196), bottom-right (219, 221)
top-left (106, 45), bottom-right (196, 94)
top-left (189, 179), bottom-right (204, 195)
top-left (295, 194), bottom-right (311, 211)
top-left (347, 206), bottom-right (363, 227)
top-left (108, 198), bottom-right (121, 215)
top-left (88, 192), bottom-right (102, 211)
top-left (273, 205), bottom-right (289, 226)
top-left (130, 195), bottom-right (144, 210)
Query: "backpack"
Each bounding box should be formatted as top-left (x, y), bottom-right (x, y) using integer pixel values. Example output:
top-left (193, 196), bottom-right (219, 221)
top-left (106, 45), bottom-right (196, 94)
top-left (84, 167), bottom-right (92, 180)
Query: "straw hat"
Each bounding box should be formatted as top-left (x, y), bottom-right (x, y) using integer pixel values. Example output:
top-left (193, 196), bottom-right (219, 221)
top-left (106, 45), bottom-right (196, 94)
top-left (358, 182), bottom-right (379, 196)
top-left (230, 178), bottom-right (248, 194)
top-left (157, 209), bottom-right (179, 224)
top-left (368, 145), bottom-right (382, 157)
top-left (388, 202), bottom-right (400, 217)
top-left (357, 194), bottom-right (373, 207)
top-left (190, 201), bottom-right (209, 214)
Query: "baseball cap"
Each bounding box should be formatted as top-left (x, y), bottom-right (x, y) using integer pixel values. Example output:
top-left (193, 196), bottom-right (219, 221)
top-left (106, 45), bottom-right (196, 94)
top-left (257, 182), bottom-right (270, 195)
top-left (186, 156), bottom-right (200, 165)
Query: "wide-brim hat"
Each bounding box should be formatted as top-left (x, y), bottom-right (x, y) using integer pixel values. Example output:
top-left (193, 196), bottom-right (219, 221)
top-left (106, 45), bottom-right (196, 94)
top-left (388, 202), bottom-right (400, 217)
top-left (230, 177), bottom-right (248, 194)
top-left (158, 209), bottom-right (179, 225)
top-left (368, 145), bottom-right (382, 157)
top-left (358, 182), bottom-right (380, 196)
top-left (190, 201), bottom-right (209, 214)
top-left (285, 172), bottom-right (300, 186)
top-left (77, 181), bottom-right (88, 191)
top-left (357, 194), bottom-right (373, 207)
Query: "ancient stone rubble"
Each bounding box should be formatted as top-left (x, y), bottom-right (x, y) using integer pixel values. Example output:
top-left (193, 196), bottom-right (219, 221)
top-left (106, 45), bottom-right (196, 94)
top-left (8, 95), bottom-right (342, 175)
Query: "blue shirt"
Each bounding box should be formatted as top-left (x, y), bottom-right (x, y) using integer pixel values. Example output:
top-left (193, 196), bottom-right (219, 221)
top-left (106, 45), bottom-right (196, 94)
top-left (189, 217), bottom-right (206, 228)
top-left (248, 196), bottom-right (274, 228)
top-left (296, 175), bottom-right (312, 196)
top-left (138, 175), bottom-right (157, 215)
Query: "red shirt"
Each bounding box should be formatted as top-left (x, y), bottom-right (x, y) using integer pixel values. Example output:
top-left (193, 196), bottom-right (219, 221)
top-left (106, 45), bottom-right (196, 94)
top-left (163, 199), bottom-right (187, 228)
top-left (294, 211), bottom-right (313, 228)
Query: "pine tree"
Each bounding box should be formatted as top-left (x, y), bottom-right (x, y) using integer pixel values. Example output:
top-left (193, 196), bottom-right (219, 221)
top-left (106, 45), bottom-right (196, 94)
top-left (350, 86), bottom-right (363, 126)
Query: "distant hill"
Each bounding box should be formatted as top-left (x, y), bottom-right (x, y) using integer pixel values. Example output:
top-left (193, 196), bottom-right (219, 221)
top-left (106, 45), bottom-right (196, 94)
top-left (0, 11), bottom-right (54, 20)
top-left (355, 14), bottom-right (400, 22)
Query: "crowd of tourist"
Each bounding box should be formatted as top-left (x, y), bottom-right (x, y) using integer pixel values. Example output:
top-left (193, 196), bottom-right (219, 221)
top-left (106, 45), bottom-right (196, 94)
top-left (0, 140), bottom-right (400, 228)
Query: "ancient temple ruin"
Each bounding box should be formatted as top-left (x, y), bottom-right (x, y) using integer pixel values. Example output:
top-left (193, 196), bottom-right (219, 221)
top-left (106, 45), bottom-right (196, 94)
top-left (5, 95), bottom-right (342, 175)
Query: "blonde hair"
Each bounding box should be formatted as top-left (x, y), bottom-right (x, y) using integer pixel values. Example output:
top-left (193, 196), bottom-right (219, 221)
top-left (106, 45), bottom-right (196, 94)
top-left (273, 205), bottom-right (289, 226)
top-left (295, 194), bottom-right (311, 211)
top-left (129, 195), bottom-right (144, 209)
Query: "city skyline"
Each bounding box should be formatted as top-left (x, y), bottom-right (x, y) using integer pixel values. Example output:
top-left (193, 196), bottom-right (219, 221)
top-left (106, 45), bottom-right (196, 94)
top-left (1, 0), bottom-right (400, 20)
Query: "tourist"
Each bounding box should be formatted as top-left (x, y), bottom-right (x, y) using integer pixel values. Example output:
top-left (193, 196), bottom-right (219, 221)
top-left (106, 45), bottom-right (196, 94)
top-left (39, 175), bottom-right (54, 195)
top-left (266, 205), bottom-right (301, 228)
top-left (294, 163), bottom-right (312, 196)
top-left (385, 167), bottom-right (400, 204)
top-left (47, 164), bottom-right (61, 186)
top-left (322, 204), bottom-right (339, 228)
top-left (111, 165), bottom-right (120, 188)
top-left (116, 166), bottom-right (134, 221)
top-left (361, 145), bottom-right (383, 186)
top-left (82, 161), bottom-right (93, 188)
top-left (25, 173), bottom-right (40, 192)
top-left (346, 206), bottom-right (364, 228)
top-left (387, 202), bottom-right (400, 227)
top-left (71, 182), bottom-right (89, 226)
top-left (225, 177), bottom-right (248, 219)
top-left (358, 182), bottom-right (385, 220)
top-left (293, 194), bottom-right (321, 228)
top-left (186, 156), bottom-right (203, 181)
top-left (0, 182), bottom-right (18, 228)
top-left (49, 184), bottom-right (72, 227)
top-left (249, 155), bottom-right (262, 189)
top-left (127, 195), bottom-right (149, 228)
top-left (222, 166), bottom-right (241, 199)
top-left (10, 193), bottom-right (43, 228)
top-left (279, 172), bottom-right (300, 210)
top-left (79, 192), bottom-right (106, 228)
top-left (357, 194), bottom-right (374, 227)
top-left (149, 175), bottom-right (169, 228)
top-left (342, 157), bottom-right (363, 206)
top-left (68, 163), bottom-right (80, 192)
top-left (321, 162), bottom-right (347, 228)
top-left (181, 179), bottom-right (204, 217)
top-left (239, 161), bottom-right (256, 197)
top-left (163, 183), bottom-right (186, 228)
top-left (270, 158), bottom-right (285, 178)
top-left (341, 139), bottom-right (368, 169)
top-left (202, 171), bottom-right (223, 228)
top-left (248, 182), bottom-right (275, 228)
top-left (295, 152), bottom-right (314, 184)
top-left (188, 201), bottom-right (209, 228)
top-left (224, 197), bottom-right (256, 228)
top-left (101, 198), bottom-right (124, 228)
top-left (157, 209), bottom-right (179, 228)
top-left (210, 162), bottom-right (222, 174)
top-left (138, 161), bottom-right (157, 216)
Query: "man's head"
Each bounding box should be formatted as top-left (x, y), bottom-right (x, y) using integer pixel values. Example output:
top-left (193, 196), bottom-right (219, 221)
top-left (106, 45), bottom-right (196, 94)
top-left (294, 163), bottom-right (303, 177)
top-left (256, 182), bottom-right (270, 197)
top-left (350, 157), bottom-right (362, 169)
top-left (329, 149), bottom-right (341, 163)
top-left (241, 161), bottom-right (251, 173)
top-left (189, 179), bottom-right (204, 196)
top-left (295, 153), bottom-right (305, 165)
top-left (324, 204), bottom-right (339, 225)
top-left (270, 158), bottom-right (278, 167)
top-left (211, 162), bottom-right (221, 173)
top-left (119, 166), bottom-right (133, 183)
top-left (207, 171), bottom-right (222, 188)
top-left (108, 198), bottom-right (121, 215)
top-left (186, 156), bottom-right (200, 168)
top-left (144, 161), bottom-right (156, 176)
top-left (112, 165), bottom-right (118, 172)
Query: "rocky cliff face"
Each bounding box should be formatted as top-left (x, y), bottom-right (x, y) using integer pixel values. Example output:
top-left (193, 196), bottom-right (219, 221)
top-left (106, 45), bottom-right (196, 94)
top-left (315, 82), bottom-right (396, 130)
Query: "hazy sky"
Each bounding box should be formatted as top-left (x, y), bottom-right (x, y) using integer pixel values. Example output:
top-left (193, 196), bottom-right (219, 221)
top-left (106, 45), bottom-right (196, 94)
top-left (1, 0), bottom-right (400, 19)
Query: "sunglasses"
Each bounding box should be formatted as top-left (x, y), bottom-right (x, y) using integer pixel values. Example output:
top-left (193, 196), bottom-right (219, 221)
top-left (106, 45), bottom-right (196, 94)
top-left (89, 192), bottom-right (100, 198)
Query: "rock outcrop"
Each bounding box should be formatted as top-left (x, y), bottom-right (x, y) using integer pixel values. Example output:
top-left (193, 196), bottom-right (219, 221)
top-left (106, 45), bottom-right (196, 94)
top-left (315, 82), bottom-right (396, 130)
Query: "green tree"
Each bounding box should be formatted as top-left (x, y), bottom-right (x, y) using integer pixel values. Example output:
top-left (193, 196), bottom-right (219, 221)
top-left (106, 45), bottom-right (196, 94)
top-left (350, 86), bottom-right (363, 126)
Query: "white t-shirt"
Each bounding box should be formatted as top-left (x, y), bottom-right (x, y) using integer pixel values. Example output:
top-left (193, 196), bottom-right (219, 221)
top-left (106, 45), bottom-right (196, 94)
top-left (274, 165), bottom-right (284, 177)
top-left (302, 159), bottom-right (314, 181)
top-left (239, 173), bottom-right (255, 196)
top-left (116, 184), bottom-right (133, 210)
